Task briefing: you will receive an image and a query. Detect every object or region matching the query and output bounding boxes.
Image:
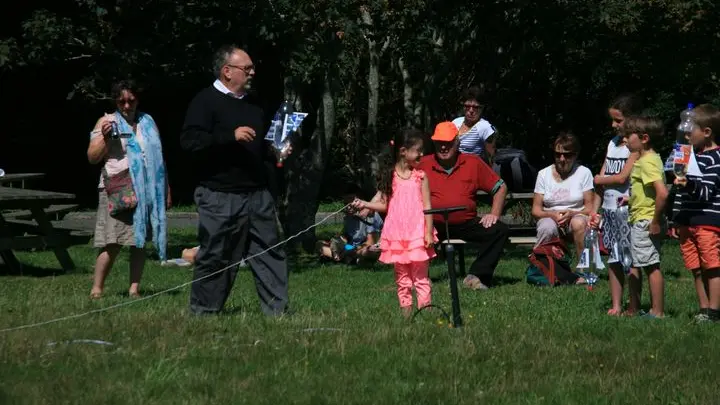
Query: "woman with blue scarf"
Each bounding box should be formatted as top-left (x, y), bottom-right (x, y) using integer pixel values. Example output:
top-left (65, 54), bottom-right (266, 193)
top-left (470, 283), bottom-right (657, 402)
top-left (87, 80), bottom-right (169, 299)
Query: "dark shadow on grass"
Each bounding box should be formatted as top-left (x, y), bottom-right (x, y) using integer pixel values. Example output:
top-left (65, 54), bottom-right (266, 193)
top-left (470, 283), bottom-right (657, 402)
top-left (629, 305), bottom-right (683, 319)
top-left (430, 272), bottom-right (450, 283)
top-left (288, 254), bottom-right (325, 273)
top-left (221, 306), bottom-right (246, 315)
top-left (287, 250), bottom-right (391, 273)
top-left (501, 247), bottom-right (533, 260)
top-left (111, 289), bottom-right (182, 298)
top-left (430, 273), bottom-right (522, 286)
top-left (491, 275), bottom-right (523, 286)
top-left (0, 263), bottom-right (68, 278)
top-left (664, 269), bottom-right (684, 279)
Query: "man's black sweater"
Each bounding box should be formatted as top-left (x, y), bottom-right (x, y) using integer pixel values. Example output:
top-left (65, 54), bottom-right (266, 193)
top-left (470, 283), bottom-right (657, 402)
top-left (180, 86), bottom-right (272, 192)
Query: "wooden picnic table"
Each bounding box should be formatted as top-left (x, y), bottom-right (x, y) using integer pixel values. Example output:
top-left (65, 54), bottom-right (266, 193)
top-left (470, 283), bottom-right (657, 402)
top-left (0, 173), bottom-right (46, 187)
top-left (0, 186), bottom-right (88, 273)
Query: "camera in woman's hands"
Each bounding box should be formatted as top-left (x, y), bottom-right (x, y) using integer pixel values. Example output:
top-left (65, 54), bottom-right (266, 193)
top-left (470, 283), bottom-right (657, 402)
top-left (110, 121), bottom-right (120, 140)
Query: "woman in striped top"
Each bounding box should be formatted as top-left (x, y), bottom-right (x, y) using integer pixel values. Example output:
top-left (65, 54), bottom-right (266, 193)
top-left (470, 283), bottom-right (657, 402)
top-left (452, 86), bottom-right (497, 161)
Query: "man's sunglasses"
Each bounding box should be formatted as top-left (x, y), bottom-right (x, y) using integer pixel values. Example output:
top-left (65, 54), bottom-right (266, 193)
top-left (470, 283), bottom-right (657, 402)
top-left (554, 151), bottom-right (576, 159)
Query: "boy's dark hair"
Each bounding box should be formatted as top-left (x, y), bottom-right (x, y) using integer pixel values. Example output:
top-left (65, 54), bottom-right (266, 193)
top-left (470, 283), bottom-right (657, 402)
top-left (692, 104), bottom-right (720, 140)
top-left (623, 115), bottom-right (664, 147)
top-left (609, 93), bottom-right (644, 117)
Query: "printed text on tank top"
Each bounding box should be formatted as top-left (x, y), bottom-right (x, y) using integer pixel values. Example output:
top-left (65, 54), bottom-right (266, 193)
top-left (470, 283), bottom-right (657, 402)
top-left (601, 136), bottom-right (631, 210)
top-left (604, 157), bottom-right (626, 175)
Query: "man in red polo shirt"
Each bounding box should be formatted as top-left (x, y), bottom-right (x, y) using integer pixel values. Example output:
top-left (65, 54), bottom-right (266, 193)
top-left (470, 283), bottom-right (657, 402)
top-left (418, 121), bottom-right (509, 290)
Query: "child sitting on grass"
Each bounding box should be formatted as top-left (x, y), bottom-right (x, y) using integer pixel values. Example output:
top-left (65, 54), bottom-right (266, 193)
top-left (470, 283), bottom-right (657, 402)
top-left (316, 184), bottom-right (384, 264)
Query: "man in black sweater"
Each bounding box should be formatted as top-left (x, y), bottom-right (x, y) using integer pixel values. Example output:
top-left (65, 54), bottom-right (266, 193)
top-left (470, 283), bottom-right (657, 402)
top-left (180, 45), bottom-right (289, 316)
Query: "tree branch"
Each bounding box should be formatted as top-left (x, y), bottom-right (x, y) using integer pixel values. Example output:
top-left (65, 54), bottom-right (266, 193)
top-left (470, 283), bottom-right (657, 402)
top-left (380, 36), bottom-right (390, 56)
top-left (65, 54), bottom-right (92, 61)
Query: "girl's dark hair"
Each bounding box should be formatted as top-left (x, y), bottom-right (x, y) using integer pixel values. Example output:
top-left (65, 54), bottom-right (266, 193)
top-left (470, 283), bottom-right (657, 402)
top-left (376, 128), bottom-right (426, 201)
top-left (609, 93), bottom-right (644, 117)
top-left (111, 79), bottom-right (141, 101)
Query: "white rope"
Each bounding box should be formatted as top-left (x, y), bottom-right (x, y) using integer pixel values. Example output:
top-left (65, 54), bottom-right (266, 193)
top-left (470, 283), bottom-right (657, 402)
top-left (0, 204), bottom-right (351, 333)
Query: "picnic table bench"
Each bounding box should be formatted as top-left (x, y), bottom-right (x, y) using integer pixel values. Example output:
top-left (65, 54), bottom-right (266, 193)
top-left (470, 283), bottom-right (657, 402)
top-left (0, 183), bottom-right (92, 273)
top-left (4, 204), bottom-right (80, 221)
top-left (476, 189), bottom-right (537, 244)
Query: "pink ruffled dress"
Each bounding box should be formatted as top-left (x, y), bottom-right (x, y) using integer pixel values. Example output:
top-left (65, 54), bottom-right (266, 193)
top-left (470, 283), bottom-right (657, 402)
top-left (379, 170), bottom-right (438, 264)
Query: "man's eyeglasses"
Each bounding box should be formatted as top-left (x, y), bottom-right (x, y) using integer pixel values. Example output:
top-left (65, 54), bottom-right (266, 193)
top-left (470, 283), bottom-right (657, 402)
top-left (227, 64), bottom-right (255, 74)
top-left (554, 151), bottom-right (576, 159)
top-left (464, 103), bottom-right (483, 111)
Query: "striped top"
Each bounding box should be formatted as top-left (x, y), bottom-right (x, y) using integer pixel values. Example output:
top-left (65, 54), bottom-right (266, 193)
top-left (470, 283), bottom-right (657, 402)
top-left (673, 147), bottom-right (720, 228)
top-left (452, 117), bottom-right (496, 157)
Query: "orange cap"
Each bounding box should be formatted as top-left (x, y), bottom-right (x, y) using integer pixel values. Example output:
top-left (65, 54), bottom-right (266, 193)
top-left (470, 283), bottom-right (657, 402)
top-left (431, 121), bottom-right (459, 142)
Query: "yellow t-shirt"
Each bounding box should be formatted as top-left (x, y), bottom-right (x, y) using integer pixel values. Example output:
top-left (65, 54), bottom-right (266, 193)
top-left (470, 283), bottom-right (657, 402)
top-left (629, 151), bottom-right (665, 223)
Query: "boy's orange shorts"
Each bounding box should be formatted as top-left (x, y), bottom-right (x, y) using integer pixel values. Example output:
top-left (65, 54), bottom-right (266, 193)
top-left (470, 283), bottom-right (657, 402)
top-left (679, 226), bottom-right (720, 271)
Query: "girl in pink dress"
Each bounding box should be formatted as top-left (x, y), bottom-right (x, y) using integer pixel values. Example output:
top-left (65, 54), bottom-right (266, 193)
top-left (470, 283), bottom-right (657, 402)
top-left (352, 128), bottom-right (438, 317)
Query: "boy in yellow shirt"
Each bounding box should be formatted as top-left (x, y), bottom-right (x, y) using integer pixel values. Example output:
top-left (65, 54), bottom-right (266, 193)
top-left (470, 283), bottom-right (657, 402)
top-left (623, 116), bottom-right (669, 317)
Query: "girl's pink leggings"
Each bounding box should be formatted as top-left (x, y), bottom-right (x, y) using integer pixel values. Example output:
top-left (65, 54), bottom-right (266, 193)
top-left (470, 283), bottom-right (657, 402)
top-left (394, 260), bottom-right (431, 309)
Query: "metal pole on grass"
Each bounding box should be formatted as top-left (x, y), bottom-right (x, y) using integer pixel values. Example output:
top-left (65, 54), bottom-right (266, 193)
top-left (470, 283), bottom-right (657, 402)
top-left (425, 206), bottom-right (465, 328)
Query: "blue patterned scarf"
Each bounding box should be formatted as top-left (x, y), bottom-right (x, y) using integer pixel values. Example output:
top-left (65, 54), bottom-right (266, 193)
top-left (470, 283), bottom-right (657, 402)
top-left (114, 111), bottom-right (167, 261)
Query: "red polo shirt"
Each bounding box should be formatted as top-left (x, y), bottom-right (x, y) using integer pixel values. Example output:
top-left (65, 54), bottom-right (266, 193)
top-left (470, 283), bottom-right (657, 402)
top-left (417, 153), bottom-right (503, 224)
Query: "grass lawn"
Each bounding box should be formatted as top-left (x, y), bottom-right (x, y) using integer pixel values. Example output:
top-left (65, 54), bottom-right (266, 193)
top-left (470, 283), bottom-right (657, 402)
top-left (0, 226), bottom-right (718, 404)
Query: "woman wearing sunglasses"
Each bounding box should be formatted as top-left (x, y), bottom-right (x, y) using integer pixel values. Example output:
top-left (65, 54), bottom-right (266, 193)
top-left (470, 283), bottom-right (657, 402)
top-left (451, 86), bottom-right (497, 162)
top-left (531, 133), bottom-right (595, 265)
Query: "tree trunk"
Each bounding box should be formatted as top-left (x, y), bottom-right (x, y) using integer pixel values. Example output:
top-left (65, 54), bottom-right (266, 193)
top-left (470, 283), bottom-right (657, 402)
top-left (361, 7), bottom-right (381, 148)
top-left (360, 7), bottom-right (389, 191)
top-left (282, 73), bottom-right (335, 254)
top-left (398, 56), bottom-right (414, 127)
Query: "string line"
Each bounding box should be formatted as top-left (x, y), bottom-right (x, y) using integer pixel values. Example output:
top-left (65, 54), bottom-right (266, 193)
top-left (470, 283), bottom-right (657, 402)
top-left (0, 204), bottom-right (351, 333)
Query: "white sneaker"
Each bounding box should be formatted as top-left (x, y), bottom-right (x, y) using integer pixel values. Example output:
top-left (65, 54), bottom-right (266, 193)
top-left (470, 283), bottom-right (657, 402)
top-left (161, 258), bottom-right (192, 267)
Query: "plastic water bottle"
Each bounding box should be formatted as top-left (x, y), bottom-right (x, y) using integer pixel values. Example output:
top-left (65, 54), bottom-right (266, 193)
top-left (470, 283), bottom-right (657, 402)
top-left (581, 229), bottom-right (597, 268)
top-left (579, 227), bottom-right (601, 289)
top-left (673, 103), bottom-right (695, 179)
top-left (270, 101), bottom-right (294, 167)
top-left (616, 204), bottom-right (633, 274)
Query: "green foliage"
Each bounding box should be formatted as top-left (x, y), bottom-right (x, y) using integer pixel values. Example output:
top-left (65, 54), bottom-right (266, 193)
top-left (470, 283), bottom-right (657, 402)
top-left (0, 38), bottom-right (18, 68)
top-left (4, 0), bottom-right (720, 188)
